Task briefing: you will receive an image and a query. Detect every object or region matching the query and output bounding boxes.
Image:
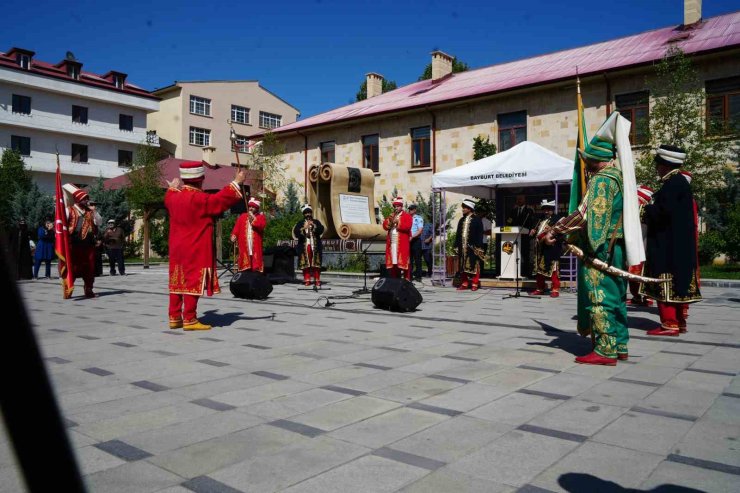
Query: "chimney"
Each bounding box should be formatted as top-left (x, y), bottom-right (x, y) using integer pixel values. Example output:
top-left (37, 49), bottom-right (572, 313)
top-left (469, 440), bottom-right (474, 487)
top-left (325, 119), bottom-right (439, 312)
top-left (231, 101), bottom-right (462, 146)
top-left (366, 72), bottom-right (384, 99)
top-left (201, 146), bottom-right (216, 164)
top-left (684, 0), bottom-right (701, 25)
top-left (431, 50), bottom-right (454, 82)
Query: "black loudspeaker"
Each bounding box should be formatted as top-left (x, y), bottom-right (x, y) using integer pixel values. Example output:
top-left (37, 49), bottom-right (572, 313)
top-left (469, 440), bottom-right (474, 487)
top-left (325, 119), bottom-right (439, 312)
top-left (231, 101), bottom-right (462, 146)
top-left (230, 271), bottom-right (273, 300)
top-left (371, 277), bottom-right (423, 312)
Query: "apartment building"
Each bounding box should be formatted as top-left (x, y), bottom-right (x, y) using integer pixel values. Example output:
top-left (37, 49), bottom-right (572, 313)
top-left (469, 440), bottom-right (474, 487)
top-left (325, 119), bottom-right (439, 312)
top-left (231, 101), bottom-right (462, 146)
top-left (147, 81), bottom-right (299, 166)
top-left (0, 47), bottom-right (159, 192)
top-left (263, 5), bottom-right (739, 214)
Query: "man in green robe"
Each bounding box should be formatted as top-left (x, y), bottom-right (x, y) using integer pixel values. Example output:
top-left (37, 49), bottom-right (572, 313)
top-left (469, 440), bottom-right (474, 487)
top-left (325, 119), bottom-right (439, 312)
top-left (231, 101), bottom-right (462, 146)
top-left (542, 135), bottom-right (628, 365)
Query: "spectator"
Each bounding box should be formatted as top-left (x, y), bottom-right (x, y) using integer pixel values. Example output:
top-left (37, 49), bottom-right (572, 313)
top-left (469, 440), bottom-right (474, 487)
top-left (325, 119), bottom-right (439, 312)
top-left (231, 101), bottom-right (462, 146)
top-left (33, 218), bottom-right (55, 279)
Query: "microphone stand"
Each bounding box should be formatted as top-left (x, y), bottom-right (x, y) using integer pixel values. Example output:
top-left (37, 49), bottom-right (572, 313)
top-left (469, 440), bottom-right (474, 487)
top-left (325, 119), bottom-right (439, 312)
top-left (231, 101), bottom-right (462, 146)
top-left (503, 209), bottom-right (539, 300)
top-left (353, 233), bottom-right (381, 295)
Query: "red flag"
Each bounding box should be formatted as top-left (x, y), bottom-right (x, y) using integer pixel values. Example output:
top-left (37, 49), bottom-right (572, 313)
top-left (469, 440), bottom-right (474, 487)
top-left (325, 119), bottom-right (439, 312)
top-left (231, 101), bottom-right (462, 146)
top-left (54, 156), bottom-right (74, 298)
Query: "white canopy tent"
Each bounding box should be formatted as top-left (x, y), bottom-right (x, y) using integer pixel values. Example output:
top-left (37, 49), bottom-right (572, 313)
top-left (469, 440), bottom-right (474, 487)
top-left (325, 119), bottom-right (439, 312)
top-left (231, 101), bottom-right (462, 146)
top-left (431, 140), bottom-right (573, 197)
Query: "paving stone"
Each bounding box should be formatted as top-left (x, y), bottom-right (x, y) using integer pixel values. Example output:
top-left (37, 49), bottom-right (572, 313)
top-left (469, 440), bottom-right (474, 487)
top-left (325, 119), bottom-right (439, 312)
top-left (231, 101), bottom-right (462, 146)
top-left (330, 407), bottom-right (447, 448)
top-left (468, 392), bottom-right (563, 426)
top-left (75, 444), bottom-right (128, 475)
top-left (370, 377), bottom-right (463, 403)
top-left (703, 394), bottom-right (740, 426)
top-left (181, 476), bottom-right (245, 493)
top-left (672, 419), bottom-right (740, 467)
top-left (578, 379), bottom-right (658, 408)
top-left (478, 367), bottom-right (554, 391)
top-left (291, 396), bottom-right (400, 431)
top-left (419, 383), bottom-right (509, 412)
top-left (448, 429), bottom-right (579, 487)
top-left (530, 441), bottom-right (664, 493)
top-left (520, 372), bottom-right (602, 397)
top-left (637, 386), bottom-right (719, 418)
top-left (592, 411), bottom-right (694, 454)
top-left (94, 439), bottom-right (153, 461)
top-left (527, 399), bottom-right (627, 436)
top-left (282, 454), bottom-right (430, 493)
top-left (400, 468), bottom-right (515, 493)
top-left (639, 461), bottom-right (739, 492)
top-left (84, 461), bottom-right (183, 493)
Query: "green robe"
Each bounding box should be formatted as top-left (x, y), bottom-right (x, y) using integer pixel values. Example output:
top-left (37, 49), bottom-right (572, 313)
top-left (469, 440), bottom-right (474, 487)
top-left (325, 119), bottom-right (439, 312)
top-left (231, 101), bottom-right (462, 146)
top-left (572, 167), bottom-right (628, 358)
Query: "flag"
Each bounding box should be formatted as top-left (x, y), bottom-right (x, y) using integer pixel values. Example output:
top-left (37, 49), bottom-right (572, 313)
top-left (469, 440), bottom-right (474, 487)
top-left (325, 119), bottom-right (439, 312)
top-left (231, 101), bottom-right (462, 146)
top-left (54, 155), bottom-right (74, 298)
top-left (569, 77), bottom-right (588, 213)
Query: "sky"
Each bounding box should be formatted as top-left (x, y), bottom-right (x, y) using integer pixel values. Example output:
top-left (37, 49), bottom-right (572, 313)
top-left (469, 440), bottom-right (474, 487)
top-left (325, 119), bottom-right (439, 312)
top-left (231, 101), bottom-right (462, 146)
top-left (2, 0), bottom-right (738, 119)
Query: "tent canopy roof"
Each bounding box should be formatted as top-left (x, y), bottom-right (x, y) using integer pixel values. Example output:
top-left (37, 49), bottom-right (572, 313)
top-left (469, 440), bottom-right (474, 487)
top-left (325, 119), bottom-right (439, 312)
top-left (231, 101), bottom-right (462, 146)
top-left (431, 141), bottom-right (573, 197)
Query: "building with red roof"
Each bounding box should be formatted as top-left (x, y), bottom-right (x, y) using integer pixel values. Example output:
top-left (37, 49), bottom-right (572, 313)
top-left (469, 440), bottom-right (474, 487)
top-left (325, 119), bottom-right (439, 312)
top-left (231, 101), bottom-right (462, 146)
top-left (0, 47), bottom-right (160, 192)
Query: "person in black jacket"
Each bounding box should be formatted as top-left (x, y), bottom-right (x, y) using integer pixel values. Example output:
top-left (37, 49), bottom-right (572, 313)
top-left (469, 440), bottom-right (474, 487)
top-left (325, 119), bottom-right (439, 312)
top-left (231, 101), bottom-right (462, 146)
top-left (455, 199), bottom-right (484, 291)
top-left (507, 194), bottom-right (536, 277)
top-left (641, 145), bottom-right (702, 336)
top-left (293, 204), bottom-right (325, 287)
top-left (530, 200), bottom-right (562, 297)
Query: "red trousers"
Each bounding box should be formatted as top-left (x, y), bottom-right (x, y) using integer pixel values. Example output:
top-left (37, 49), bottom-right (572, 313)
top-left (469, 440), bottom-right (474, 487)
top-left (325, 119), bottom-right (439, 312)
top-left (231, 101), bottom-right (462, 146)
top-left (303, 267), bottom-right (321, 283)
top-left (71, 244), bottom-right (96, 295)
top-left (460, 270), bottom-right (481, 287)
top-left (389, 266), bottom-right (411, 280)
top-left (169, 294), bottom-right (199, 323)
top-left (536, 272), bottom-right (560, 292)
top-left (658, 302), bottom-right (689, 330)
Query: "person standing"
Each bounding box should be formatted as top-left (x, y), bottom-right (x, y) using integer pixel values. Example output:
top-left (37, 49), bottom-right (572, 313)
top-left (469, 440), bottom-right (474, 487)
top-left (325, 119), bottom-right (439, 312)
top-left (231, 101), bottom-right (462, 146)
top-left (64, 185), bottom-right (102, 298)
top-left (103, 219), bottom-right (126, 276)
top-left (421, 221), bottom-right (434, 277)
top-left (231, 198), bottom-right (267, 273)
top-left (542, 135), bottom-right (631, 365)
top-left (628, 185), bottom-right (654, 306)
top-left (293, 204), bottom-right (325, 287)
top-left (383, 197), bottom-right (413, 280)
top-left (531, 200), bottom-right (562, 297)
top-left (455, 199), bottom-right (484, 291)
top-left (408, 204), bottom-right (424, 282)
top-left (166, 162), bottom-right (246, 330)
top-left (33, 218), bottom-right (55, 279)
top-left (641, 145), bottom-right (702, 336)
top-left (507, 195), bottom-right (535, 277)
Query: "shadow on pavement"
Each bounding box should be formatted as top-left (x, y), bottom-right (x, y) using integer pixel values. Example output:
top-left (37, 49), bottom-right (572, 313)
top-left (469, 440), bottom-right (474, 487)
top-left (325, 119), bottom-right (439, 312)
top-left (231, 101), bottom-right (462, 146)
top-left (529, 320), bottom-right (591, 356)
top-left (559, 473), bottom-right (704, 492)
top-left (200, 310), bottom-right (274, 327)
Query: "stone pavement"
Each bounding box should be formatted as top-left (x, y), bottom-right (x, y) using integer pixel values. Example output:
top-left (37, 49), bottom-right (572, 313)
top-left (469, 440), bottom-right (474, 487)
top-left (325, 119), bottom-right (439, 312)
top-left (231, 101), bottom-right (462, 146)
top-left (2, 268), bottom-right (739, 492)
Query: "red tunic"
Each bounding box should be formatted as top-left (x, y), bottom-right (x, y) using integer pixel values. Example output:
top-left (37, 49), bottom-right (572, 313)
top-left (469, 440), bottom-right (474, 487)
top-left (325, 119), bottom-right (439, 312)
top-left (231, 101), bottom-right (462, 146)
top-left (232, 212), bottom-right (266, 272)
top-left (383, 211), bottom-right (412, 270)
top-left (165, 182), bottom-right (242, 296)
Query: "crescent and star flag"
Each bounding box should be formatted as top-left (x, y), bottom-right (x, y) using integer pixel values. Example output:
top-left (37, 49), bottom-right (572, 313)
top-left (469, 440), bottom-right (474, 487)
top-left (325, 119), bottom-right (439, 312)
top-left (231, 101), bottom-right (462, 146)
top-left (54, 155), bottom-right (74, 299)
top-left (569, 76), bottom-right (588, 213)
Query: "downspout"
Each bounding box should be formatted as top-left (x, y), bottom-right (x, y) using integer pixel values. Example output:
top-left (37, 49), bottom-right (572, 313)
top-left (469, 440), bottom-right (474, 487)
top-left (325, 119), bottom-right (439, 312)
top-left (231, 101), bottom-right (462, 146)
top-left (603, 72), bottom-right (612, 115)
top-left (296, 130), bottom-right (309, 201)
top-left (426, 106), bottom-right (437, 173)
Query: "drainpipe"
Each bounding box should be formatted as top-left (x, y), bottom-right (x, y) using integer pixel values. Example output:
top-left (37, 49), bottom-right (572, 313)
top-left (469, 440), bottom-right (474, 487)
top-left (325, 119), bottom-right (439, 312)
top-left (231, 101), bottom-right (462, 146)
top-left (296, 130), bottom-right (308, 201)
top-left (426, 106), bottom-right (437, 173)
top-left (603, 72), bottom-right (612, 115)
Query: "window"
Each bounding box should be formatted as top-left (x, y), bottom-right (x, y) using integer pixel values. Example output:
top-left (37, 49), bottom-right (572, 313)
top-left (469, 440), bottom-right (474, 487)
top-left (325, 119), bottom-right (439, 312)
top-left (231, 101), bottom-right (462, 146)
top-left (616, 91), bottom-right (649, 145)
top-left (12, 94), bottom-right (31, 115)
top-left (411, 126), bottom-right (431, 168)
top-left (71, 144), bottom-right (88, 163)
top-left (320, 141), bottom-right (335, 164)
top-left (11, 136), bottom-right (30, 156)
top-left (189, 95), bottom-right (211, 116)
top-left (72, 105), bottom-right (88, 124)
top-left (498, 111), bottom-right (527, 151)
top-left (189, 127), bottom-right (211, 146)
top-left (706, 76), bottom-right (740, 136)
top-left (259, 111), bottom-right (282, 129)
top-left (118, 150), bottom-right (133, 167)
top-left (362, 134), bottom-right (379, 172)
top-left (67, 64), bottom-right (80, 80)
top-left (114, 75), bottom-right (125, 89)
top-left (119, 114), bottom-right (133, 131)
top-left (18, 54), bottom-right (30, 70)
top-left (231, 105), bottom-right (250, 124)
top-left (232, 135), bottom-right (250, 153)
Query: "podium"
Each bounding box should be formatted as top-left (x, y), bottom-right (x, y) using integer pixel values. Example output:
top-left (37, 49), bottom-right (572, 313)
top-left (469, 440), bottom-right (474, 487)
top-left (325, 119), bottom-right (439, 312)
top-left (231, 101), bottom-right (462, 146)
top-left (493, 226), bottom-right (529, 279)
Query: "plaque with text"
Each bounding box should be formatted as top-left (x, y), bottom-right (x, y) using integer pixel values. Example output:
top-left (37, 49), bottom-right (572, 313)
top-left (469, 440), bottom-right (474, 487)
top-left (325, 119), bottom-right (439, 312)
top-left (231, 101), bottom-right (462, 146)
top-left (339, 194), bottom-right (371, 224)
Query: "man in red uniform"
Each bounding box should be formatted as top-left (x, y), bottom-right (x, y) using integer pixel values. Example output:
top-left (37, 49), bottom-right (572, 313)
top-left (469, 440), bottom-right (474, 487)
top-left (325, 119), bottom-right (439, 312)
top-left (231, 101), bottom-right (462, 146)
top-left (63, 184), bottom-right (102, 299)
top-left (165, 161), bottom-right (246, 331)
top-left (231, 198), bottom-right (266, 272)
top-left (383, 197), bottom-right (413, 280)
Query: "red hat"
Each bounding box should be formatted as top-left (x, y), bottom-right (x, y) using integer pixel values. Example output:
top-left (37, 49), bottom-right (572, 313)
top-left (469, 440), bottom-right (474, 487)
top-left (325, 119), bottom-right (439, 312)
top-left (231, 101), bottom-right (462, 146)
top-left (179, 160), bottom-right (205, 182)
top-left (637, 185), bottom-right (653, 206)
top-left (248, 198), bottom-right (261, 209)
top-left (392, 197), bottom-right (404, 206)
top-left (62, 183), bottom-right (89, 204)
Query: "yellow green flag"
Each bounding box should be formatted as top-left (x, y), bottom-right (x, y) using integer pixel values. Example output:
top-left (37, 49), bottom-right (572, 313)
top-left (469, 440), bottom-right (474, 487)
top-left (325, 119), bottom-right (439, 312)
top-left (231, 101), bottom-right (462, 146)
top-left (569, 78), bottom-right (587, 213)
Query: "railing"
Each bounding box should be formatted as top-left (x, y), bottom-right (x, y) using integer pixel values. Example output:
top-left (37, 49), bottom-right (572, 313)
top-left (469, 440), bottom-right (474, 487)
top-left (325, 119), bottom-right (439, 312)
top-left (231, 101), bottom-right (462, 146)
top-left (145, 131), bottom-right (160, 146)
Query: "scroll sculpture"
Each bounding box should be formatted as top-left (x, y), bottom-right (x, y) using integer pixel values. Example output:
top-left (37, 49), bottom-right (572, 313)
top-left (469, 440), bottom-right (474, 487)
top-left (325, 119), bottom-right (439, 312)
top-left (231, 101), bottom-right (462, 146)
top-left (307, 163), bottom-right (387, 240)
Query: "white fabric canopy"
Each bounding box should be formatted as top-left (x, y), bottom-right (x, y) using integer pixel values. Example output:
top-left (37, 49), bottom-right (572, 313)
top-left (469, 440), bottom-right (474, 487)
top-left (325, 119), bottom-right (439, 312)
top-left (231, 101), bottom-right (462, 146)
top-left (431, 141), bottom-right (573, 198)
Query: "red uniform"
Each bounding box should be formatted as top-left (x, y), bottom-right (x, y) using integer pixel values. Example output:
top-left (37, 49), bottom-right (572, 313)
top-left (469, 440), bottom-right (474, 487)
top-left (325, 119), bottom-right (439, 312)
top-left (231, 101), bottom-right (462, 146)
top-left (67, 206), bottom-right (99, 298)
top-left (231, 212), bottom-right (266, 272)
top-left (383, 211), bottom-right (413, 280)
top-left (165, 182), bottom-right (242, 325)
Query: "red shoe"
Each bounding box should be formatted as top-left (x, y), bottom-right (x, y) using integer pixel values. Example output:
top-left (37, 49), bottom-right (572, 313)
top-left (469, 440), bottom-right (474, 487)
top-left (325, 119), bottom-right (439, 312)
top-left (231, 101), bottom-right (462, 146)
top-left (575, 352), bottom-right (617, 366)
top-left (531, 289), bottom-right (545, 295)
top-left (304, 281), bottom-right (311, 287)
top-left (646, 327), bottom-right (680, 337)
top-left (617, 353), bottom-right (628, 361)
top-left (315, 281), bottom-right (321, 288)
top-left (456, 285), bottom-right (469, 291)
top-left (550, 291), bottom-right (559, 298)
top-left (471, 284), bottom-right (480, 292)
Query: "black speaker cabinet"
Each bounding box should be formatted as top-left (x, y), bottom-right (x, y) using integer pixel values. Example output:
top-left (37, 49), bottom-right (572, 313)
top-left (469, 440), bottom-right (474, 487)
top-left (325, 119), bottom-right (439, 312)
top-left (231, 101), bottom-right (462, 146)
top-left (230, 271), bottom-right (273, 300)
top-left (371, 277), bottom-right (422, 312)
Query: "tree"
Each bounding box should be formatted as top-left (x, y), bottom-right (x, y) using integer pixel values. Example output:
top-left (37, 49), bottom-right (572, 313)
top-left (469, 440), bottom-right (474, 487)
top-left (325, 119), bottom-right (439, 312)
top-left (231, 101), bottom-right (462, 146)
top-left (87, 176), bottom-right (131, 233)
top-left (124, 144), bottom-right (165, 268)
top-left (355, 79), bottom-right (398, 102)
top-left (418, 57), bottom-right (469, 81)
top-left (248, 131), bottom-right (287, 209)
top-left (9, 183), bottom-right (54, 233)
top-left (473, 135), bottom-right (497, 160)
top-left (281, 180), bottom-right (302, 216)
top-left (413, 191), bottom-right (457, 230)
top-left (0, 149), bottom-right (32, 230)
top-left (635, 46), bottom-right (736, 204)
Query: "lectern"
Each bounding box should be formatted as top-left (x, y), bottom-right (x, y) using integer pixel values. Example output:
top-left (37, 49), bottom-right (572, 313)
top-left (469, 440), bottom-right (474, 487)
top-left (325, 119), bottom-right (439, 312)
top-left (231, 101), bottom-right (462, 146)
top-left (493, 226), bottom-right (530, 279)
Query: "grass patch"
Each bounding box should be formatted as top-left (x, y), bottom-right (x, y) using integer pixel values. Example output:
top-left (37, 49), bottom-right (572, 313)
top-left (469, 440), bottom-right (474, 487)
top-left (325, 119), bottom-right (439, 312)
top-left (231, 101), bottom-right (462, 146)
top-left (700, 263), bottom-right (740, 280)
